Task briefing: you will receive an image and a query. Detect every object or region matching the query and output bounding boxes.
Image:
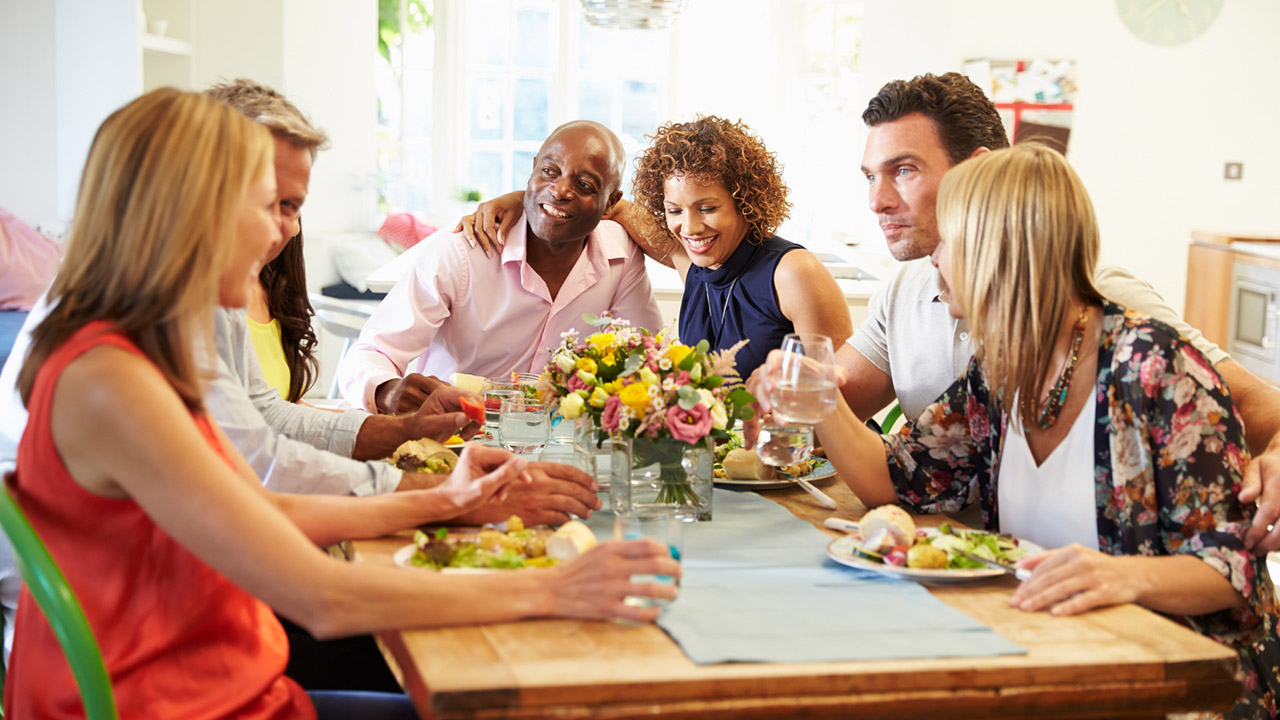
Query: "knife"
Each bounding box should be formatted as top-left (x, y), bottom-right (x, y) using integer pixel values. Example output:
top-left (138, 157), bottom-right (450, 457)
top-left (955, 550), bottom-right (1031, 581)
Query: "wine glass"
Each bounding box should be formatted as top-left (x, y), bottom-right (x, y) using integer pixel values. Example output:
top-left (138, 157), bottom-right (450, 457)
top-left (498, 396), bottom-right (551, 455)
top-left (757, 333), bottom-right (838, 467)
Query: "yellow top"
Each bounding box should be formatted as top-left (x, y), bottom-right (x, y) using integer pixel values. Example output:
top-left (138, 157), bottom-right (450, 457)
top-left (247, 316), bottom-right (292, 400)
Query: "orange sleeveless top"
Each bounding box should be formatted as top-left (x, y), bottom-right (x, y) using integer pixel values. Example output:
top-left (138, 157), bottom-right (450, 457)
top-left (5, 322), bottom-right (314, 719)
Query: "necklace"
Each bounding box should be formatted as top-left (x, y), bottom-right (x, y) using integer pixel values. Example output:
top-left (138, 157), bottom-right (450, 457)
top-left (704, 277), bottom-right (739, 343)
top-left (1036, 307), bottom-right (1089, 430)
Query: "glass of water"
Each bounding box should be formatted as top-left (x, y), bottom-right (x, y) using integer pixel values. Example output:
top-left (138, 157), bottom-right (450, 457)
top-left (483, 378), bottom-right (520, 432)
top-left (614, 509), bottom-right (686, 608)
top-left (758, 333), bottom-right (838, 466)
top-left (498, 396), bottom-right (551, 454)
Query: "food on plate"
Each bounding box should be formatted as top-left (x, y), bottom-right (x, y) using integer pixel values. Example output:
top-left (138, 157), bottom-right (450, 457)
top-left (449, 372), bottom-right (486, 394)
top-left (906, 542), bottom-right (947, 569)
top-left (458, 396), bottom-right (486, 424)
top-left (776, 458), bottom-right (818, 477)
top-left (389, 437), bottom-right (457, 473)
top-left (409, 515), bottom-right (559, 569)
top-left (720, 448), bottom-right (771, 480)
top-left (545, 520), bottom-right (598, 560)
top-left (850, 505), bottom-right (1032, 571)
top-left (858, 505), bottom-right (916, 553)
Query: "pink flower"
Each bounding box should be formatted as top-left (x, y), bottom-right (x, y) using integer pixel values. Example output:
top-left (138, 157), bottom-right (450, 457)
top-left (664, 402), bottom-right (713, 443)
top-left (601, 395), bottom-right (624, 433)
top-left (566, 373), bottom-right (589, 393)
top-left (674, 370), bottom-right (691, 386)
top-left (1138, 352), bottom-right (1167, 397)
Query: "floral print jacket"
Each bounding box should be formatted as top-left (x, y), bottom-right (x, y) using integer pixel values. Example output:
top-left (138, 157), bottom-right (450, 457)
top-left (883, 302), bottom-right (1278, 719)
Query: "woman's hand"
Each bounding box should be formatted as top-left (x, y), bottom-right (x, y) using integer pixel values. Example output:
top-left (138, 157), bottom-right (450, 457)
top-left (1008, 544), bottom-right (1142, 617)
top-left (544, 539), bottom-right (681, 623)
top-left (431, 444), bottom-right (528, 516)
top-left (742, 349), bottom-right (848, 447)
top-left (453, 191), bottom-right (525, 258)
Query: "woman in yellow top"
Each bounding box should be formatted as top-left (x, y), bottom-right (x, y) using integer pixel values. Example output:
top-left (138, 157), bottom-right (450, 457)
top-left (206, 82), bottom-right (327, 402)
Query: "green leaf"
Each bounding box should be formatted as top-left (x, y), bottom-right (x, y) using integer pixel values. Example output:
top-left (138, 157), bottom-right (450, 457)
top-left (676, 385), bottom-right (700, 410)
top-left (702, 376), bottom-right (724, 389)
top-left (735, 407), bottom-right (756, 420)
top-left (678, 352), bottom-right (697, 371)
top-left (726, 387), bottom-right (755, 407)
top-left (435, 527), bottom-right (448, 540)
top-left (621, 353), bottom-right (644, 377)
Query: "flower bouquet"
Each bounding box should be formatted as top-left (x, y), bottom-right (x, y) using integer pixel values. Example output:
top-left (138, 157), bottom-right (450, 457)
top-left (538, 314), bottom-right (756, 519)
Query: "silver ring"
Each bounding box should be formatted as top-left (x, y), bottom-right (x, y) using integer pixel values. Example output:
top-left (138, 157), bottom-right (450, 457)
top-left (1269, 524), bottom-right (1276, 533)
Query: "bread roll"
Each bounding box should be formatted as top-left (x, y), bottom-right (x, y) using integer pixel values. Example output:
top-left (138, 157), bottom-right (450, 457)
top-left (546, 520), bottom-right (598, 560)
top-left (858, 505), bottom-right (916, 553)
top-left (722, 448), bottom-right (773, 480)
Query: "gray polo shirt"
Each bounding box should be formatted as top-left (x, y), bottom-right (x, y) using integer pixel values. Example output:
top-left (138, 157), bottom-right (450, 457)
top-left (850, 260), bottom-right (1227, 420)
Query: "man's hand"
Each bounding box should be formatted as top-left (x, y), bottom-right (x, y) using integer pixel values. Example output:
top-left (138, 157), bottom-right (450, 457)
top-left (452, 460), bottom-right (602, 526)
top-left (1239, 440), bottom-right (1280, 553)
top-left (409, 384), bottom-right (483, 440)
top-left (375, 373), bottom-right (444, 415)
top-left (453, 191), bottom-right (524, 258)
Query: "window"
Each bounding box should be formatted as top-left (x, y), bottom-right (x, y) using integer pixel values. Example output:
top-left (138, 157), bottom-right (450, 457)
top-left (376, 0), bottom-right (672, 218)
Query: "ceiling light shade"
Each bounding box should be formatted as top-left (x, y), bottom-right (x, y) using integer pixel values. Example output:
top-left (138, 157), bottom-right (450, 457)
top-left (580, 0), bottom-right (690, 30)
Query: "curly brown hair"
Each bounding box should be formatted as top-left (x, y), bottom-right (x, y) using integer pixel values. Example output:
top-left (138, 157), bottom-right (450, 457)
top-left (631, 116), bottom-right (790, 253)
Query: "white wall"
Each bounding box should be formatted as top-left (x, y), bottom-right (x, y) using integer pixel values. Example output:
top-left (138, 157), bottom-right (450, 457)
top-left (0, 0), bottom-right (57, 226)
top-left (857, 0), bottom-right (1280, 314)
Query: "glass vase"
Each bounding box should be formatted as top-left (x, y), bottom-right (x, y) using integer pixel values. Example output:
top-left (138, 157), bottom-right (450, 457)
top-left (609, 434), bottom-right (713, 521)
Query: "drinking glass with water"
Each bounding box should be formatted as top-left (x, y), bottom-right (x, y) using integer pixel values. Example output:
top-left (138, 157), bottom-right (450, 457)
top-left (758, 333), bottom-right (839, 467)
top-left (498, 396), bottom-right (551, 455)
top-left (614, 509), bottom-right (686, 608)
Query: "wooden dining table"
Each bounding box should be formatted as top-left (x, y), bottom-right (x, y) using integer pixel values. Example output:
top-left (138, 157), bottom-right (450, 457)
top-left (350, 481), bottom-right (1243, 720)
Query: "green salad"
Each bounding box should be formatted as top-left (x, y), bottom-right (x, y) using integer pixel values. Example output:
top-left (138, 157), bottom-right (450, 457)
top-left (926, 523), bottom-right (1029, 570)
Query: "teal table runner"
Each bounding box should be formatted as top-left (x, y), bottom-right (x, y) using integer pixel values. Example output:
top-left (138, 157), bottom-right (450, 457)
top-left (586, 489), bottom-right (1026, 665)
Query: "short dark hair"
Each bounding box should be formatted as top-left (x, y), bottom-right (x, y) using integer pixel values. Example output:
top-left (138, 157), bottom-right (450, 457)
top-left (862, 73), bottom-right (1009, 165)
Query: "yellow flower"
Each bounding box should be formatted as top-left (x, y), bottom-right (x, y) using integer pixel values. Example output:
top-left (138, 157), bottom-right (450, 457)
top-left (639, 367), bottom-right (660, 386)
top-left (666, 344), bottom-right (694, 367)
top-left (599, 354), bottom-right (616, 367)
top-left (603, 380), bottom-right (623, 395)
top-left (620, 382), bottom-right (651, 411)
top-left (588, 387), bottom-right (610, 408)
top-left (588, 332), bottom-right (617, 354)
top-left (576, 357), bottom-right (598, 374)
top-left (576, 370), bottom-right (597, 386)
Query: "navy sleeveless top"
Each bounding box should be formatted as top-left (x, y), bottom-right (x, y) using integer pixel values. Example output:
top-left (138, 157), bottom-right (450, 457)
top-left (679, 235), bottom-right (802, 380)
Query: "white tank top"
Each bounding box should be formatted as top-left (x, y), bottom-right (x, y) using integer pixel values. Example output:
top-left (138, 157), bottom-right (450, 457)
top-left (997, 394), bottom-right (1100, 551)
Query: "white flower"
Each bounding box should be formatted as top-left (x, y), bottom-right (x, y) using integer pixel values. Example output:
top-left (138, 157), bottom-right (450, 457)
top-left (658, 358), bottom-right (673, 371)
top-left (1172, 376), bottom-right (1197, 407)
top-left (555, 352), bottom-right (577, 373)
top-left (918, 420), bottom-right (971, 460)
top-left (662, 377), bottom-right (678, 392)
top-left (650, 397), bottom-right (666, 412)
top-left (618, 406), bottom-right (635, 423)
top-left (560, 392), bottom-right (585, 419)
top-left (1111, 425), bottom-right (1150, 484)
top-left (697, 389), bottom-right (729, 430)
top-left (647, 383), bottom-right (661, 398)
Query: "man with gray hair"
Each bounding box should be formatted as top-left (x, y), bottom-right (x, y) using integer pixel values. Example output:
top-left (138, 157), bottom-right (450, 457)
top-left (338, 121), bottom-right (663, 415)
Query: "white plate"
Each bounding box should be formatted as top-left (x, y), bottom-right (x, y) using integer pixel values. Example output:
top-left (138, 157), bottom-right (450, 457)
top-left (826, 529), bottom-right (1044, 584)
top-left (714, 458), bottom-right (838, 490)
top-left (391, 543), bottom-right (497, 573)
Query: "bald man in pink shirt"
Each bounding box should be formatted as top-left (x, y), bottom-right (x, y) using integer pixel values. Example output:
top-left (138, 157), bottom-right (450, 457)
top-left (340, 121), bottom-right (662, 414)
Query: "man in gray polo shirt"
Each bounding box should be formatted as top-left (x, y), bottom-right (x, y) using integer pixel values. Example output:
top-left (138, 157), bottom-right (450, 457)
top-left (838, 72), bottom-right (1280, 551)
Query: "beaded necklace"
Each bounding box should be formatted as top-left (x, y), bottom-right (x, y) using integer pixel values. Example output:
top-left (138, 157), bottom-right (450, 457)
top-left (1036, 307), bottom-right (1090, 430)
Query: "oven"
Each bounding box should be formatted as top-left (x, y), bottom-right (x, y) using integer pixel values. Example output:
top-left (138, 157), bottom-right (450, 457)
top-left (1228, 260), bottom-right (1280, 383)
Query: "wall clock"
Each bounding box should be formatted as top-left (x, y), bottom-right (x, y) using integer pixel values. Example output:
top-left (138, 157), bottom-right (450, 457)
top-left (1116, 0), bottom-right (1224, 46)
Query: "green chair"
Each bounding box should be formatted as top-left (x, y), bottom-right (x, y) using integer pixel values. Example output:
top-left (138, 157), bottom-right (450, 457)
top-left (0, 475), bottom-right (117, 719)
top-left (878, 403), bottom-right (904, 434)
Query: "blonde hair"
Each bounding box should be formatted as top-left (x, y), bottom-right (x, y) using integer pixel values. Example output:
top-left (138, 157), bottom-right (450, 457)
top-left (19, 88), bottom-right (273, 410)
top-left (205, 78), bottom-right (329, 157)
top-left (938, 144), bottom-right (1103, 429)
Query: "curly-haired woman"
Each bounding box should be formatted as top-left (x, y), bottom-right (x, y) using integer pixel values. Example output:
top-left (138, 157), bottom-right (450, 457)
top-left (457, 116), bottom-right (850, 379)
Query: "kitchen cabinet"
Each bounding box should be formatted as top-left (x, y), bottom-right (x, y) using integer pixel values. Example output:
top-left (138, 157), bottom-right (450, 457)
top-left (1186, 231), bottom-right (1280, 384)
top-left (138, 0), bottom-right (195, 91)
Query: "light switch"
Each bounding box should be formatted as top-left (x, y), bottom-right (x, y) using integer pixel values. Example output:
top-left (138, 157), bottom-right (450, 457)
top-left (1225, 162), bottom-right (1244, 180)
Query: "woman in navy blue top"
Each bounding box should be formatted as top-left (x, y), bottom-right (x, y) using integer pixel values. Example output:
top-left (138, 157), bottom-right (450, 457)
top-left (627, 116), bottom-right (851, 379)
top-left (456, 117), bottom-right (850, 381)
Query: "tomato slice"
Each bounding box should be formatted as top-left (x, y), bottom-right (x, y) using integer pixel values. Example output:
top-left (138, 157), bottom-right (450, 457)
top-left (459, 396), bottom-right (486, 424)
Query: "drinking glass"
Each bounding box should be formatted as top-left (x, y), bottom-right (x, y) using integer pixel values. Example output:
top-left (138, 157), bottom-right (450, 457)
top-left (498, 396), bottom-right (551, 454)
top-left (614, 509), bottom-right (686, 608)
top-left (482, 378), bottom-right (520, 432)
top-left (758, 333), bottom-right (839, 467)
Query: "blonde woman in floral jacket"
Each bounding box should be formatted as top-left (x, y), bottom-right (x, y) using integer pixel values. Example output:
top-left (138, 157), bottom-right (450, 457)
top-left (775, 144), bottom-right (1278, 720)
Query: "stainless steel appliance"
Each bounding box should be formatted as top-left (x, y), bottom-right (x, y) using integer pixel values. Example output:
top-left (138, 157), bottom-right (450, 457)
top-left (1229, 260), bottom-right (1280, 383)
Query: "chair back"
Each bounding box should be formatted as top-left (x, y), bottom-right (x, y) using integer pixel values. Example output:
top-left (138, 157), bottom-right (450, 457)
top-left (0, 473), bottom-right (116, 719)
